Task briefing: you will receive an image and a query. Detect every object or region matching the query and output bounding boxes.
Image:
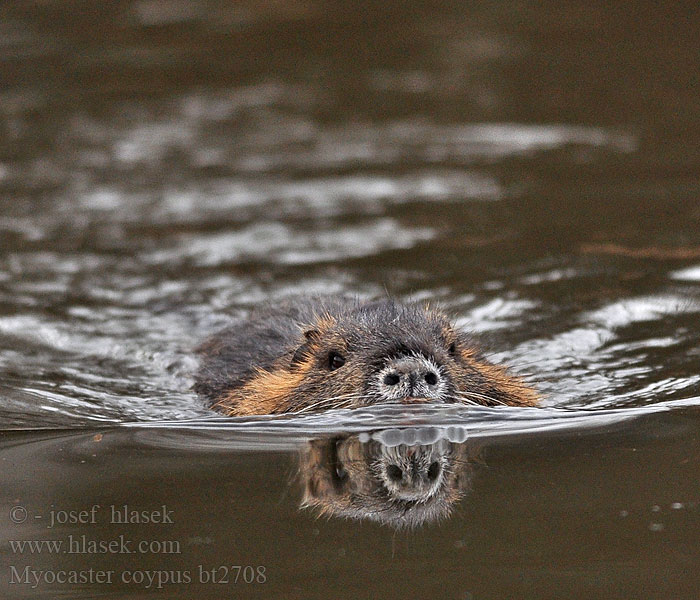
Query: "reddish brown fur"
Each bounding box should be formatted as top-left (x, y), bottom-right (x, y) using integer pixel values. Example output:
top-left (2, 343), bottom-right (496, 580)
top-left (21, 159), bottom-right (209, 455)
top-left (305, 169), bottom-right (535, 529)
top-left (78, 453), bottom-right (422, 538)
top-left (196, 297), bottom-right (539, 416)
top-left (213, 366), bottom-right (311, 416)
top-left (458, 347), bottom-right (539, 407)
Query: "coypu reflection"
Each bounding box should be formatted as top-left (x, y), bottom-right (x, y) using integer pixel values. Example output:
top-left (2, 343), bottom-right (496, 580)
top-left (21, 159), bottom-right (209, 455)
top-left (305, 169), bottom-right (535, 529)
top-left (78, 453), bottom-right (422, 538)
top-left (299, 429), bottom-right (473, 528)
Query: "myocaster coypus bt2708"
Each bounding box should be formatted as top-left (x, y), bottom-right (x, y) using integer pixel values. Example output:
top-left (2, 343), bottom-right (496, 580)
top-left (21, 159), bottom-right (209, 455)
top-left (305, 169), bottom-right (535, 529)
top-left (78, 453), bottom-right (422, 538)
top-left (194, 296), bottom-right (539, 416)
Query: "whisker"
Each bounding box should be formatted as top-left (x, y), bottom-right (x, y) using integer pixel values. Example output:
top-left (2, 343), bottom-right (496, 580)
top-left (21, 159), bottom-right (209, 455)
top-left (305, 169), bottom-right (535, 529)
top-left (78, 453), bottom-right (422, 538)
top-left (453, 391), bottom-right (489, 403)
top-left (454, 390), bottom-right (506, 406)
top-left (292, 394), bottom-right (365, 414)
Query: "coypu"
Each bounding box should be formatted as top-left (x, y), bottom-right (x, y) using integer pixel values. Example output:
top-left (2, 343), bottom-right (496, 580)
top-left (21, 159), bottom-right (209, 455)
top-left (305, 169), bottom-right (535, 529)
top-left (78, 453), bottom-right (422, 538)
top-left (300, 432), bottom-right (474, 527)
top-left (194, 296), bottom-right (538, 415)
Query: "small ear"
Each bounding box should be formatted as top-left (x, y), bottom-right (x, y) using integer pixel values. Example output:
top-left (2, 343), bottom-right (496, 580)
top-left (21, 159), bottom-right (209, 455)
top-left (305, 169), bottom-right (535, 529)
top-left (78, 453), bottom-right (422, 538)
top-left (303, 328), bottom-right (321, 342)
top-left (290, 329), bottom-right (321, 367)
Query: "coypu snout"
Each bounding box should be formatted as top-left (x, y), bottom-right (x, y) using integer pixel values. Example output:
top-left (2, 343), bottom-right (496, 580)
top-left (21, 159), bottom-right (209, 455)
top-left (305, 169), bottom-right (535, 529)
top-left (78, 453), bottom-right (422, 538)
top-left (376, 354), bottom-right (447, 403)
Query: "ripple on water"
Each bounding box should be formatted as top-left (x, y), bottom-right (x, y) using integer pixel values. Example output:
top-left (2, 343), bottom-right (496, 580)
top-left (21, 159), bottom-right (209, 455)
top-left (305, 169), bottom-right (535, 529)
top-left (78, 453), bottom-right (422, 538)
top-left (142, 218), bottom-right (435, 267)
top-left (502, 294), bottom-right (700, 407)
top-left (670, 265), bottom-right (700, 282)
top-left (115, 399), bottom-right (700, 453)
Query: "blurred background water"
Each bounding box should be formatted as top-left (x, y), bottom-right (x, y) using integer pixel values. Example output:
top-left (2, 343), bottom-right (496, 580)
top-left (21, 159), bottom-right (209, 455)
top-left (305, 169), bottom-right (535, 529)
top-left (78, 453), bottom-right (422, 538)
top-left (0, 1), bottom-right (699, 598)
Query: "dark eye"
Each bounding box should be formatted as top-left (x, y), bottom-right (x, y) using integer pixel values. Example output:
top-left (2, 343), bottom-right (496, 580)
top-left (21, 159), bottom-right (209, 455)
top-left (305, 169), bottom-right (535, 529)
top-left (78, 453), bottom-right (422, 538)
top-left (448, 342), bottom-right (458, 357)
top-left (328, 351), bottom-right (345, 370)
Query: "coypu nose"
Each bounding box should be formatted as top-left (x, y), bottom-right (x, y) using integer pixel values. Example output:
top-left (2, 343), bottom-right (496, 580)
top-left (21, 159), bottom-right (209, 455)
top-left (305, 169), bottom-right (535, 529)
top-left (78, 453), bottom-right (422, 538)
top-left (383, 373), bottom-right (401, 386)
top-left (378, 355), bottom-right (444, 402)
top-left (383, 370), bottom-right (438, 387)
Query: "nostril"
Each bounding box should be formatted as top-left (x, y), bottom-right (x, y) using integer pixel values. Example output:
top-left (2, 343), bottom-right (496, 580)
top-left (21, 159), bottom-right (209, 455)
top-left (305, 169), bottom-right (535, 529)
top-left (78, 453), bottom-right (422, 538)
top-left (424, 371), bottom-right (438, 386)
top-left (427, 461), bottom-right (441, 481)
top-left (386, 464), bottom-right (403, 481)
top-left (383, 373), bottom-right (401, 386)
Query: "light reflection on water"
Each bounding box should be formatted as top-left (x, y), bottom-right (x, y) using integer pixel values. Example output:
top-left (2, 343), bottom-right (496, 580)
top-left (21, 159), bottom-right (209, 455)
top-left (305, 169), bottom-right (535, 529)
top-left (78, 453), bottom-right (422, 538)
top-left (119, 399), bottom-right (700, 449)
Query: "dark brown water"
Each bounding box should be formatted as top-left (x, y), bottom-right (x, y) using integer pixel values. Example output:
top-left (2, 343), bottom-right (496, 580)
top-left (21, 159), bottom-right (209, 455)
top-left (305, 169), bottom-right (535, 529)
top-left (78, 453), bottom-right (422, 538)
top-left (1, 1), bottom-right (699, 598)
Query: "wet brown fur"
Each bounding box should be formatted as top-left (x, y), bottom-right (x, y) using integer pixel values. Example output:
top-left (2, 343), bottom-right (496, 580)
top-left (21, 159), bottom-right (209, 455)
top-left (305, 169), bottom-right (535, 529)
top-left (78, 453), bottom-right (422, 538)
top-left (195, 297), bottom-right (539, 416)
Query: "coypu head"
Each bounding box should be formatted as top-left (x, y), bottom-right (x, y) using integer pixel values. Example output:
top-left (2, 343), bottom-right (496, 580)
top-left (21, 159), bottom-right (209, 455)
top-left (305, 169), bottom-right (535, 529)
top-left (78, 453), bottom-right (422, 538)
top-left (281, 300), bottom-right (535, 412)
top-left (207, 298), bottom-right (538, 415)
top-left (300, 433), bottom-right (473, 527)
